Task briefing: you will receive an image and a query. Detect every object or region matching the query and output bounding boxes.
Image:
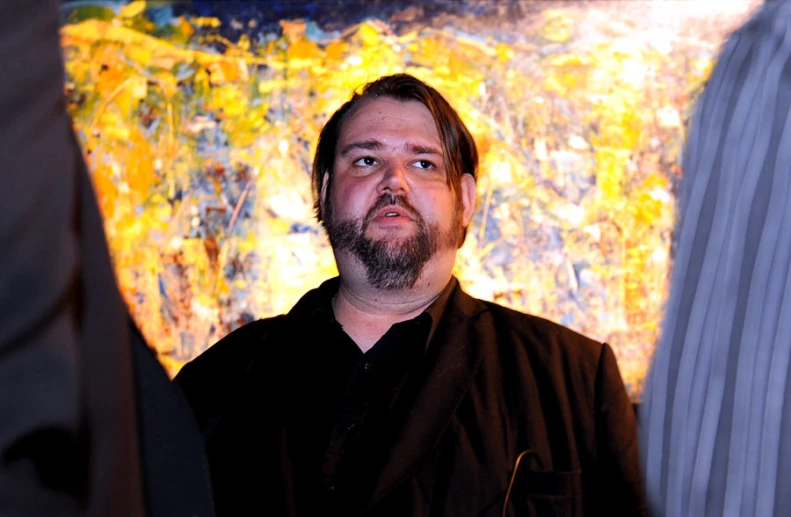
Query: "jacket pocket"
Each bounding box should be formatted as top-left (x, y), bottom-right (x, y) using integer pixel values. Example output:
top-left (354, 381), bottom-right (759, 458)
top-left (505, 469), bottom-right (583, 517)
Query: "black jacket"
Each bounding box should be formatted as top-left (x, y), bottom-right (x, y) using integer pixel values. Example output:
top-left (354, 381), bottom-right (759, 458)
top-left (176, 278), bottom-right (645, 516)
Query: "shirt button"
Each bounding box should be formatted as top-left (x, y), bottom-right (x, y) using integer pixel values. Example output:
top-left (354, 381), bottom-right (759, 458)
top-left (364, 362), bottom-right (373, 373)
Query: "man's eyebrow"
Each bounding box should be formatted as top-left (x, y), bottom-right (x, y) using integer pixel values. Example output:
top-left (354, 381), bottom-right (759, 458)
top-left (406, 143), bottom-right (443, 156)
top-left (338, 139), bottom-right (382, 156)
top-left (338, 140), bottom-right (444, 157)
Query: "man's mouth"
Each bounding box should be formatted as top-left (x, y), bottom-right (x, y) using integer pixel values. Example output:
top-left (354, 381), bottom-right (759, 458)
top-left (375, 206), bottom-right (413, 220)
top-left (362, 195), bottom-right (421, 230)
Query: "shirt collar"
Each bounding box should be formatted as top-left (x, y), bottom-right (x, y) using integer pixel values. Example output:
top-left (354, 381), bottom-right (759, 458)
top-left (298, 276), bottom-right (459, 351)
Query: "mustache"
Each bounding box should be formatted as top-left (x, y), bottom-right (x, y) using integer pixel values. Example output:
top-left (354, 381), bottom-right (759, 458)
top-left (363, 194), bottom-right (421, 227)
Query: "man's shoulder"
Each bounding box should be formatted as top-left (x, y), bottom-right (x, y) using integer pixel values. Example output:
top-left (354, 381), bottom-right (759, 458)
top-left (173, 316), bottom-right (288, 407)
top-left (461, 294), bottom-right (616, 401)
top-left (461, 292), bottom-right (605, 360)
top-left (186, 315), bottom-right (286, 367)
top-left (174, 278), bottom-right (335, 410)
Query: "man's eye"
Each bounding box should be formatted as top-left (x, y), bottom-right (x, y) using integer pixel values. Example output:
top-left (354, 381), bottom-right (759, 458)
top-left (414, 160), bottom-right (435, 170)
top-left (353, 156), bottom-right (377, 166)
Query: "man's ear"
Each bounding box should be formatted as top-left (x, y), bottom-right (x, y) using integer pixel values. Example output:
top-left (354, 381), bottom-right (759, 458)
top-left (319, 172), bottom-right (330, 218)
top-left (460, 173), bottom-right (476, 227)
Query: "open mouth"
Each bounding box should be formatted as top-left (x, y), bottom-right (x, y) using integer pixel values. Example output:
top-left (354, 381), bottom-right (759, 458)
top-left (374, 206), bottom-right (413, 221)
top-left (364, 195), bottom-right (420, 227)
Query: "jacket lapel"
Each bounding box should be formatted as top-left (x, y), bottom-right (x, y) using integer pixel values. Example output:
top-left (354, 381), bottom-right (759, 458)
top-left (367, 287), bottom-right (487, 509)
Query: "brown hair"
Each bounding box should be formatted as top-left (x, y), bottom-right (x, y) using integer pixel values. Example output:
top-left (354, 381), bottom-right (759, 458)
top-left (312, 73), bottom-right (478, 242)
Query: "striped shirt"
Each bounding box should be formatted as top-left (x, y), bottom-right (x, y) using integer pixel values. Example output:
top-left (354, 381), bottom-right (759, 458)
top-left (641, 2), bottom-right (791, 516)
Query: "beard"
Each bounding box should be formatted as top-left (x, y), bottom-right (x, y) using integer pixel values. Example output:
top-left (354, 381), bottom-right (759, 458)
top-left (324, 193), bottom-right (462, 291)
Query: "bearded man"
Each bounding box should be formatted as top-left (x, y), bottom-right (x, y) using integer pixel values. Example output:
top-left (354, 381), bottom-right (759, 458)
top-left (175, 73), bottom-right (645, 517)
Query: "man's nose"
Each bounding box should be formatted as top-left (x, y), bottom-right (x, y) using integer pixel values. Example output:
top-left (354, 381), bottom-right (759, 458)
top-left (377, 163), bottom-right (410, 195)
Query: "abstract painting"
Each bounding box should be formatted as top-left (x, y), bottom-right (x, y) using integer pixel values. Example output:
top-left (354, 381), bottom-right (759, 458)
top-left (61, 0), bottom-right (758, 397)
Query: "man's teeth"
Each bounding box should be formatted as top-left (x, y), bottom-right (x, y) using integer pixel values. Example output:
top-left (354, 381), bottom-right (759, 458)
top-left (386, 212), bottom-right (398, 217)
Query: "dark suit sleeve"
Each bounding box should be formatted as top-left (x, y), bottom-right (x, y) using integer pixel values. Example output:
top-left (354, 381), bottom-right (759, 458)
top-left (595, 344), bottom-right (647, 516)
top-left (0, 0), bottom-right (144, 515)
top-left (132, 321), bottom-right (216, 517)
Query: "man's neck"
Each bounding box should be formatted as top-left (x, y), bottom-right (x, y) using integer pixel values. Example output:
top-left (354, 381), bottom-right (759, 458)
top-left (332, 271), bottom-right (451, 353)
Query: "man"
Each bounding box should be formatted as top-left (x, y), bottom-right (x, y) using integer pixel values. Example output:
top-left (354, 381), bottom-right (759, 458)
top-left (175, 73), bottom-right (645, 517)
top-left (641, 2), bottom-right (791, 516)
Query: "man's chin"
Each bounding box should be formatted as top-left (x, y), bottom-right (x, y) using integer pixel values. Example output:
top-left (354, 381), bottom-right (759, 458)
top-left (365, 229), bottom-right (417, 247)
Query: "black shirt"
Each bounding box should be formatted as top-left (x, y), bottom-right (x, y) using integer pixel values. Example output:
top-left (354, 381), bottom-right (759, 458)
top-left (298, 279), bottom-right (456, 514)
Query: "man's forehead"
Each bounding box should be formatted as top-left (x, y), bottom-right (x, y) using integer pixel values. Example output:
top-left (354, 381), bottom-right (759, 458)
top-left (337, 97), bottom-right (441, 149)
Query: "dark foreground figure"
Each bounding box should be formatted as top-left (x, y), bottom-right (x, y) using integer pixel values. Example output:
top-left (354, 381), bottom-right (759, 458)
top-left (0, 1), bottom-right (214, 515)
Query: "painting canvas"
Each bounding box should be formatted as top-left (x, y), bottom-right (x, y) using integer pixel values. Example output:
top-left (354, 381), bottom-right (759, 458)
top-left (60, 0), bottom-right (758, 398)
